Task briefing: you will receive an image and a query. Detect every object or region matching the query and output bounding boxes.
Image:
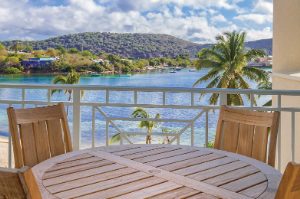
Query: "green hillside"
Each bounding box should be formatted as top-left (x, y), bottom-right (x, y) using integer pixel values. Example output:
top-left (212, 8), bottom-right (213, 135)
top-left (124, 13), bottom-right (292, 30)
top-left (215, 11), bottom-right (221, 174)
top-left (1, 32), bottom-right (272, 58)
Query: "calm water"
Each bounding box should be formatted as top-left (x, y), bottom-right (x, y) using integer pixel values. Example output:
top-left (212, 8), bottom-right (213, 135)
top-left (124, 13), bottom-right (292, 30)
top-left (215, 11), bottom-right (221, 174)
top-left (0, 68), bottom-right (271, 147)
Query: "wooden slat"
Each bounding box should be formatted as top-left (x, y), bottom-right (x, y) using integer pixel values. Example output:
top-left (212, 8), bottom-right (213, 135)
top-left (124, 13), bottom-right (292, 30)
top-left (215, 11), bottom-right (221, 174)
top-left (203, 166), bottom-right (259, 186)
top-left (101, 145), bottom-right (141, 153)
top-left (252, 126), bottom-right (268, 162)
top-left (186, 193), bottom-right (218, 199)
top-left (159, 153), bottom-right (222, 171)
top-left (33, 121), bottom-right (51, 163)
top-left (57, 175), bottom-right (161, 199)
top-left (220, 172), bottom-right (267, 192)
top-left (13, 105), bottom-right (64, 124)
top-left (114, 146), bottom-right (166, 156)
top-left (43, 159), bottom-right (112, 179)
top-left (146, 151), bottom-right (211, 167)
top-left (222, 121), bottom-right (239, 153)
top-left (147, 187), bottom-right (200, 199)
top-left (236, 124), bottom-right (254, 157)
top-left (57, 153), bottom-right (94, 164)
top-left (46, 168), bottom-right (137, 193)
top-left (123, 147), bottom-right (177, 159)
top-left (88, 150), bottom-right (252, 199)
top-left (43, 163), bottom-right (124, 186)
top-left (239, 181), bottom-right (268, 198)
top-left (221, 106), bottom-right (274, 127)
top-left (174, 157), bottom-right (236, 176)
top-left (19, 123), bottom-right (38, 167)
top-left (188, 161), bottom-right (249, 181)
top-left (113, 181), bottom-right (182, 199)
top-left (46, 119), bottom-right (65, 156)
top-left (133, 148), bottom-right (196, 163)
top-left (46, 156), bottom-right (102, 172)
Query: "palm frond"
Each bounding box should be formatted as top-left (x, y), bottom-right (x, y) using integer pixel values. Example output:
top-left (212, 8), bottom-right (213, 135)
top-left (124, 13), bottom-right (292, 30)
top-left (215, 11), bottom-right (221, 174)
top-left (51, 89), bottom-right (63, 95)
top-left (132, 107), bottom-right (148, 118)
top-left (193, 68), bottom-right (221, 87)
top-left (245, 49), bottom-right (266, 61)
top-left (109, 133), bottom-right (121, 144)
top-left (242, 67), bottom-right (269, 82)
top-left (52, 75), bottom-right (67, 84)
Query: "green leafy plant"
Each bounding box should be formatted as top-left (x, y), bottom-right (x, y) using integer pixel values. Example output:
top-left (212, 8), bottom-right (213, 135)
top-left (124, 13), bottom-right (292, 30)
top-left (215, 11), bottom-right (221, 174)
top-left (193, 31), bottom-right (269, 105)
top-left (110, 108), bottom-right (160, 144)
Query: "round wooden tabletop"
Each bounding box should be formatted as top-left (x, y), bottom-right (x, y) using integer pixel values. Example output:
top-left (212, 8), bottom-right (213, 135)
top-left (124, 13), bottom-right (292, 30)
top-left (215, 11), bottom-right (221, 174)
top-left (30, 145), bottom-right (281, 199)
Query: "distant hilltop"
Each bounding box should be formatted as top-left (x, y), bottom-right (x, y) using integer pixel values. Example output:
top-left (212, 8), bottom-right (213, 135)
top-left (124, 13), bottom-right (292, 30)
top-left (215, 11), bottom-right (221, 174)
top-left (1, 32), bottom-right (272, 59)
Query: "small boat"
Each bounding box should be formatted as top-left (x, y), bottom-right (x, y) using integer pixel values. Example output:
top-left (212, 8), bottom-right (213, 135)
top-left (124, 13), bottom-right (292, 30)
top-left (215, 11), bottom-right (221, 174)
top-left (91, 72), bottom-right (101, 77)
top-left (189, 69), bottom-right (196, 72)
top-left (175, 67), bottom-right (182, 71)
top-left (169, 70), bottom-right (176, 73)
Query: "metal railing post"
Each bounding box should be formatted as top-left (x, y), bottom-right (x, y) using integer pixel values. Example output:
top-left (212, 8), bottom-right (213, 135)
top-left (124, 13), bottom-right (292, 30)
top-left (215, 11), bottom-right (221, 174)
top-left (220, 93), bottom-right (227, 106)
top-left (73, 88), bottom-right (81, 150)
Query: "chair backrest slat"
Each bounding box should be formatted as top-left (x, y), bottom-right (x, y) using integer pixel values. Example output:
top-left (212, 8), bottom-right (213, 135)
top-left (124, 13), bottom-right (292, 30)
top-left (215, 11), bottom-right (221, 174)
top-left (214, 106), bottom-right (280, 167)
top-left (7, 103), bottom-right (72, 168)
top-left (19, 123), bottom-right (39, 167)
top-left (236, 123), bottom-right (254, 157)
top-left (47, 119), bottom-right (66, 156)
top-left (276, 162), bottom-right (300, 199)
top-left (252, 126), bottom-right (268, 162)
top-left (33, 121), bottom-right (51, 162)
top-left (221, 121), bottom-right (239, 152)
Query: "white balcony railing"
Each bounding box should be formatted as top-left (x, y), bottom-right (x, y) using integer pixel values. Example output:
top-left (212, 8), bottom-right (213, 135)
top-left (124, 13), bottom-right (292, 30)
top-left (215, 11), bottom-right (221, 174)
top-left (0, 84), bottom-right (299, 171)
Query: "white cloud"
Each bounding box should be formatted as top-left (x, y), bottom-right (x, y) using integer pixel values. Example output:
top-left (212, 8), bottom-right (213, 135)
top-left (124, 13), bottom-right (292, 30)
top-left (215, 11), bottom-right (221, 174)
top-left (0, 0), bottom-right (273, 43)
top-left (244, 27), bottom-right (272, 41)
top-left (235, 13), bottom-right (272, 24)
top-left (211, 14), bottom-right (227, 24)
top-left (253, 0), bottom-right (273, 14)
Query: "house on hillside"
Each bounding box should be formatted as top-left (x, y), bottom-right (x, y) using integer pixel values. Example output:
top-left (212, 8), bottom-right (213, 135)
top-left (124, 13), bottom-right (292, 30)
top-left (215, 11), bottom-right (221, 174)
top-left (21, 57), bottom-right (57, 69)
top-left (247, 56), bottom-right (272, 67)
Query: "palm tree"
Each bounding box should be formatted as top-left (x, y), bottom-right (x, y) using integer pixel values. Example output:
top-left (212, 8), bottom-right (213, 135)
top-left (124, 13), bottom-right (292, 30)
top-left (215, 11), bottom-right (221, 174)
top-left (258, 79), bottom-right (272, 106)
top-left (51, 70), bottom-right (81, 113)
top-left (110, 108), bottom-right (160, 144)
top-left (193, 31), bottom-right (269, 105)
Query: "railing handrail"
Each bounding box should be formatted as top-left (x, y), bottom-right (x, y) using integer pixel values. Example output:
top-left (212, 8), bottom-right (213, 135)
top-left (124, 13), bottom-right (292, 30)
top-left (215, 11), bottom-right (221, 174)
top-left (0, 83), bottom-right (300, 95)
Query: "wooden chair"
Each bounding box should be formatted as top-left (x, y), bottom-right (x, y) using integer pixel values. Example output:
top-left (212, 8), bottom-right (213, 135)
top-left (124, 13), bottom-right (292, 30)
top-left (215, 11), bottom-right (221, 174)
top-left (7, 103), bottom-right (72, 168)
top-left (214, 106), bottom-right (280, 167)
top-left (0, 167), bottom-right (28, 199)
top-left (275, 162), bottom-right (300, 199)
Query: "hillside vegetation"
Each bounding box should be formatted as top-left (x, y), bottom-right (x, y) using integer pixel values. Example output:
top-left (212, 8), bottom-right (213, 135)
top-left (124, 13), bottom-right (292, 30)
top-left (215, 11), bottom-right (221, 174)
top-left (1, 32), bottom-right (272, 59)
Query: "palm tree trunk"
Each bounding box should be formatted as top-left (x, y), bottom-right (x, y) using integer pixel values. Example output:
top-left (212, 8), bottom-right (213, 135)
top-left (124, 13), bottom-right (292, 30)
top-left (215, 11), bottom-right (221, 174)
top-left (146, 129), bottom-right (152, 144)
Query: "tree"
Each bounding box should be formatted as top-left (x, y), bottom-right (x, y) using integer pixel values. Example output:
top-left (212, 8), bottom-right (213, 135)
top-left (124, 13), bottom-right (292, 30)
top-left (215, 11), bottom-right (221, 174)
top-left (24, 45), bottom-right (33, 53)
top-left (51, 70), bottom-right (81, 113)
top-left (81, 50), bottom-right (93, 57)
top-left (258, 79), bottom-right (272, 106)
top-left (6, 56), bottom-right (20, 66)
top-left (193, 31), bottom-right (269, 105)
top-left (69, 48), bottom-right (79, 54)
top-left (110, 108), bottom-right (160, 144)
top-left (131, 108), bottom-right (160, 144)
top-left (10, 42), bottom-right (24, 53)
top-left (45, 48), bottom-right (58, 57)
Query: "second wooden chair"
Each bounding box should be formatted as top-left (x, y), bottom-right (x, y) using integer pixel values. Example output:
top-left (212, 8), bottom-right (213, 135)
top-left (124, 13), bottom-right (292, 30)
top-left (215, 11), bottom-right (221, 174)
top-left (7, 103), bottom-right (72, 168)
top-left (275, 162), bottom-right (300, 199)
top-left (214, 106), bottom-right (280, 167)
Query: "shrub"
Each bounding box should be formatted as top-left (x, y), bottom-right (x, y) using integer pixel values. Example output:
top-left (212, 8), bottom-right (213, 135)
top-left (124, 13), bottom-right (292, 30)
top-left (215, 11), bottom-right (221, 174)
top-left (3, 67), bottom-right (22, 74)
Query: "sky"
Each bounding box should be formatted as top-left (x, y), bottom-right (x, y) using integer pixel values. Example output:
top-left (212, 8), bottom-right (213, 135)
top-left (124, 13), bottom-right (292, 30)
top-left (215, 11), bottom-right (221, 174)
top-left (0, 0), bottom-right (273, 43)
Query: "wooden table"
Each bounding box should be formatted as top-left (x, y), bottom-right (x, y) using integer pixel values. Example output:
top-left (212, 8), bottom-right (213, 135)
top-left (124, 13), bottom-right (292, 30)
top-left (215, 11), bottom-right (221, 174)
top-left (30, 145), bottom-right (281, 199)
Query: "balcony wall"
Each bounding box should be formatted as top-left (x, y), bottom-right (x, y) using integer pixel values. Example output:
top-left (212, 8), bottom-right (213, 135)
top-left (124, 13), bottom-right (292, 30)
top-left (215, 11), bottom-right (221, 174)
top-left (273, 0), bottom-right (300, 170)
